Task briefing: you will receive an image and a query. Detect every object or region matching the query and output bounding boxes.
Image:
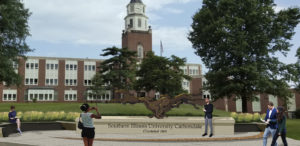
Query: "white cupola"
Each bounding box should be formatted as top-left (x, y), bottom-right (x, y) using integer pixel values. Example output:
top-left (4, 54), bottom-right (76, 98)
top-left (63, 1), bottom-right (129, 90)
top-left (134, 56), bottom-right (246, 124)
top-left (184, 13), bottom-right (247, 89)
top-left (124, 0), bottom-right (149, 32)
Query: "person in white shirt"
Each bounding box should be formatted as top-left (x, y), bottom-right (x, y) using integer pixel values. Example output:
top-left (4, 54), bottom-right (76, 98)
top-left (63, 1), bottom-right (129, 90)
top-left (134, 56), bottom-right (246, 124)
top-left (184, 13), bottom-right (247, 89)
top-left (80, 103), bottom-right (101, 146)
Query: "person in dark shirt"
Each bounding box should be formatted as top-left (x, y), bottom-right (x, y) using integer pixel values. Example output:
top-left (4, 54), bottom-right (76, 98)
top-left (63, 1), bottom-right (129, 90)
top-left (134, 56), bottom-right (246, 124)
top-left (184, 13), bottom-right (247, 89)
top-left (202, 98), bottom-right (213, 137)
top-left (271, 106), bottom-right (288, 146)
top-left (8, 105), bottom-right (22, 134)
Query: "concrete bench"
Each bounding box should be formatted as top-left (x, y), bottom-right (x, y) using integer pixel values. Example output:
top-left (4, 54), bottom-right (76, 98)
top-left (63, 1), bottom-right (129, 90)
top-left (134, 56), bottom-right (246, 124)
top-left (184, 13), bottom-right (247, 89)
top-left (0, 122), bottom-right (70, 137)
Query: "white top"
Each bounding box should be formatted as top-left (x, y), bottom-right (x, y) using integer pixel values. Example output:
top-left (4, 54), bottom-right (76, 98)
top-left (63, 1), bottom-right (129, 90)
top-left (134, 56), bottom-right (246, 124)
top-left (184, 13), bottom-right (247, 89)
top-left (81, 113), bottom-right (94, 128)
top-left (268, 107), bottom-right (274, 119)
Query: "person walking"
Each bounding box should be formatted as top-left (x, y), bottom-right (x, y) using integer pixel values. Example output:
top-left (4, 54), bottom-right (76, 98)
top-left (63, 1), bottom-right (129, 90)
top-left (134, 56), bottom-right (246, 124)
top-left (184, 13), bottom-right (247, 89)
top-left (202, 97), bottom-right (213, 137)
top-left (262, 102), bottom-right (277, 146)
top-left (271, 106), bottom-right (288, 146)
top-left (8, 105), bottom-right (22, 134)
top-left (80, 103), bottom-right (101, 146)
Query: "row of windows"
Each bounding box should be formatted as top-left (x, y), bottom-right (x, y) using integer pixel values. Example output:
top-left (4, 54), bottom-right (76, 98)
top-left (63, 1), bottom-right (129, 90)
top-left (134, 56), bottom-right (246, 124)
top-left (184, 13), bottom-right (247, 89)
top-left (46, 79), bottom-right (58, 86)
top-left (65, 79), bottom-right (77, 86)
top-left (84, 65), bottom-right (96, 71)
top-left (26, 63), bottom-right (39, 70)
top-left (87, 94), bottom-right (110, 101)
top-left (189, 69), bottom-right (199, 75)
top-left (3, 94), bottom-right (17, 101)
top-left (28, 94), bottom-right (54, 101)
top-left (182, 81), bottom-right (190, 87)
top-left (84, 80), bottom-right (93, 86)
top-left (23, 79), bottom-right (95, 86)
top-left (66, 64), bottom-right (77, 71)
top-left (182, 69), bottom-right (199, 75)
top-left (25, 78), bottom-right (38, 85)
top-left (46, 64), bottom-right (58, 70)
top-left (64, 94), bottom-right (77, 101)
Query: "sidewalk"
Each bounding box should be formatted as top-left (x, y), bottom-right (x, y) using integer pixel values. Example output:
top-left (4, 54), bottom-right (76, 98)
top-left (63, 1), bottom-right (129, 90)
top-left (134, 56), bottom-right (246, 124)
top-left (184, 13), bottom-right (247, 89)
top-left (0, 130), bottom-right (299, 146)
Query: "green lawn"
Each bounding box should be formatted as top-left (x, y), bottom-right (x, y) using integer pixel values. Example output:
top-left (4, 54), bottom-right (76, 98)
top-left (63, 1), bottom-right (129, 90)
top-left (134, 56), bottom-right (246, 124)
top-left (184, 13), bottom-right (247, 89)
top-left (0, 103), bottom-right (230, 117)
top-left (287, 119), bottom-right (300, 140)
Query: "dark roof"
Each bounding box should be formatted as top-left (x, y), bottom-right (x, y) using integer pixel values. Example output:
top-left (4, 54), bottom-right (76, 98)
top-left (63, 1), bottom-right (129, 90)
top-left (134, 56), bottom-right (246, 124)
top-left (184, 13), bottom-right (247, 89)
top-left (130, 0), bottom-right (143, 4)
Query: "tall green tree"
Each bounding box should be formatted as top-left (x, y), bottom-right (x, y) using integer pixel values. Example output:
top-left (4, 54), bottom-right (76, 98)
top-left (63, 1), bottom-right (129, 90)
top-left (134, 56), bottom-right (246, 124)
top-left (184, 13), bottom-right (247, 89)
top-left (99, 47), bottom-right (136, 98)
top-left (135, 52), bottom-right (191, 98)
top-left (0, 0), bottom-right (32, 86)
top-left (287, 48), bottom-right (300, 91)
top-left (188, 0), bottom-right (300, 112)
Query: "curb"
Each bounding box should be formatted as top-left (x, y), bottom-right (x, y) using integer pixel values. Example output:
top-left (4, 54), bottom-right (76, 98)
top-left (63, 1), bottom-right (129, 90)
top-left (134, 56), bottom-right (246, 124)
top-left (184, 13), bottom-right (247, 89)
top-left (54, 132), bottom-right (263, 142)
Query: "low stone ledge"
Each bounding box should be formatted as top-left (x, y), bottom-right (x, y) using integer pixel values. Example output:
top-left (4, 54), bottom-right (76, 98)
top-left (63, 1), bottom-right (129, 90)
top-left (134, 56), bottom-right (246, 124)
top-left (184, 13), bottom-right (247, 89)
top-left (76, 117), bottom-right (235, 136)
top-left (56, 132), bottom-right (263, 142)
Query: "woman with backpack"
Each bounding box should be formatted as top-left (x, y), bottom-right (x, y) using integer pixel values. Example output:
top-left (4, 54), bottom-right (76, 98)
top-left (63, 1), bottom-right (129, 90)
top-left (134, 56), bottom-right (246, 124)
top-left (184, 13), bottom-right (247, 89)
top-left (80, 103), bottom-right (101, 146)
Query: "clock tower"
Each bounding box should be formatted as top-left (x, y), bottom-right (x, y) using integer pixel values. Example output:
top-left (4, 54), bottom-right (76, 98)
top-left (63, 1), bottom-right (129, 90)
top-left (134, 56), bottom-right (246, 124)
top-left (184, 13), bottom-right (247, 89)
top-left (122, 0), bottom-right (152, 59)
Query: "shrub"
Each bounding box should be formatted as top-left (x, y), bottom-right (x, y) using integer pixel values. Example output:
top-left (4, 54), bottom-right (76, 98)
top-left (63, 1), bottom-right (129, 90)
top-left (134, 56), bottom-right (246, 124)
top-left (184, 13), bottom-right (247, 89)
top-left (261, 113), bottom-right (266, 120)
top-left (295, 109), bottom-right (300, 119)
top-left (0, 111), bottom-right (80, 122)
top-left (236, 113), bottom-right (245, 123)
top-left (253, 113), bottom-right (261, 122)
top-left (0, 112), bottom-right (9, 122)
top-left (231, 112), bottom-right (238, 121)
top-left (244, 113), bottom-right (254, 123)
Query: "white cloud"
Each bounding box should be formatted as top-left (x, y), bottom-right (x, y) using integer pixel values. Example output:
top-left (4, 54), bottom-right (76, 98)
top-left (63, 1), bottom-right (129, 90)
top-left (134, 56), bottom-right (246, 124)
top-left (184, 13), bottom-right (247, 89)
top-left (23, 0), bottom-right (196, 47)
top-left (153, 26), bottom-right (192, 51)
top-left (274, 5), bottom-right (286, 13)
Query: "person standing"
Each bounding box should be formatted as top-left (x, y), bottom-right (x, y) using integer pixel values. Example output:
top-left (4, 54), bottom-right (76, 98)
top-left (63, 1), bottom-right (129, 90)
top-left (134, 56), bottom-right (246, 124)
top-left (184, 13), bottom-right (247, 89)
top-left (8, 105), bottom-right (22, 134)
top-left (271, 106), bottom-right (288, 146)
top-left (262, 102), bottom-right (277, 146)
top-left (80, 103), bottom-right (101, 146)
top-left (202, 97), bottom-right (213, 137)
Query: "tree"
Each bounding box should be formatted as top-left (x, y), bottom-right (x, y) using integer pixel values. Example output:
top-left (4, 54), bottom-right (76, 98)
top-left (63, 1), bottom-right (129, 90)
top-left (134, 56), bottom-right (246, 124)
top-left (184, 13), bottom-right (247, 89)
top-left (99, 47), bottom-right (136, 99)
top-left (188, 0), bottom-right (300, 112)
top-left (287, 48), bottom-right (300, 91)
top-left (86, 72), bottom-right (107, 102)
top-left (135, 52), bottom-right (191, 98)
top-left (0, 0), bottom-right (32, 86)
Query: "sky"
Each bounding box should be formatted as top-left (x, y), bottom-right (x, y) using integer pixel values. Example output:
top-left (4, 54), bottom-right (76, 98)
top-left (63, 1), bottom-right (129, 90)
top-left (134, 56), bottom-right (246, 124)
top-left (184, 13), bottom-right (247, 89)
top-left (23, 0), bottom-right (300, 73)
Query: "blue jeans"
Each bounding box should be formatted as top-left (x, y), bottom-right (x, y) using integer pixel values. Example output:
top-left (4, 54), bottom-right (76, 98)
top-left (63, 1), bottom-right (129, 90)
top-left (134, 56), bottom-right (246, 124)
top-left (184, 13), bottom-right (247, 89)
top-left (263, 127), bottom-right (277, 146)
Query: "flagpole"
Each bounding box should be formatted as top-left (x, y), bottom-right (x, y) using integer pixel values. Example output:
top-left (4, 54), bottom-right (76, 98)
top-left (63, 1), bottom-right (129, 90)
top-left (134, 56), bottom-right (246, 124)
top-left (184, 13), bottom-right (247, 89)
top-left (160, 40), bottom-right (163, 57)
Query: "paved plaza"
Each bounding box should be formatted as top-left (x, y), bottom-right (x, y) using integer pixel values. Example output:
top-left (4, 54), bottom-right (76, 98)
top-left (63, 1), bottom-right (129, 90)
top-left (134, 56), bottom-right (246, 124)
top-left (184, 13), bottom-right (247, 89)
top-left (0, 130), bottom-right (299, 146)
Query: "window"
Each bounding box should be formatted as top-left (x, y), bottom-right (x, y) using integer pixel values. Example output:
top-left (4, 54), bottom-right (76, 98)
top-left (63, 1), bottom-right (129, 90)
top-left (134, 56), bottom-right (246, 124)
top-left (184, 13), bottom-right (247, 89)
top-left (85, 65), bottom-right (88, 71)
top-left (130, 19), bottom-right (133, 27)
top-left (3, 94), bottom-right (7, 101)
top-left (74, 65), bottom-right (77, 70)
top-left (70, 64), bottom-right (73, 70)
top-left (35, 63), bottom-right (39, 69)
top-left (92, 65), bottom-right (96, 71)
top-left (55, 64), bottom-right (58, 70)
top-left (130, 5), bottom-right (134, 12)
top-left (51, 64), bottom-right (54, 70)
top-left (26, 63), bottom-right (30, 69)
top-left (138, 18), bottom-right (142, 27)
top-left (30, 79), bottom-right (33, 85)
top-left (30, 63), bottom-right (34, 69)
top-left (88, 65), bottom-right (92, 71)
top-left (137, 45), bottom-right (144, 58)
top-left (66, 64), bottom-right (69, 70)
top-left (46, 79), bottom-right (49, 85)
top-left (47, 64), bottom-right (50, 69)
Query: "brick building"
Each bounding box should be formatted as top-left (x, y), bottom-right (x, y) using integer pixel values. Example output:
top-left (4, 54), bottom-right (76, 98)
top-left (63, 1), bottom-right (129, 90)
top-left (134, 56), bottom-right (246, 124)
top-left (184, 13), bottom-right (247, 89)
top-left (0, 0), bottom-right (202, 103)
top-left (202, 78), bottom-right (300, 113)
